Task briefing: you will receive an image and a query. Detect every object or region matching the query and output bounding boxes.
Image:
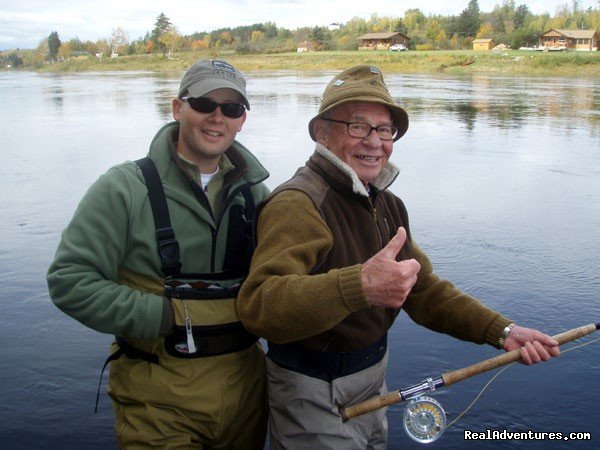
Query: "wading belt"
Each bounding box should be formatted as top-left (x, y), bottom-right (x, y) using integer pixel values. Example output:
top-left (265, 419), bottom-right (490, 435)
top-left (267, 334), bottom-right (388, 382)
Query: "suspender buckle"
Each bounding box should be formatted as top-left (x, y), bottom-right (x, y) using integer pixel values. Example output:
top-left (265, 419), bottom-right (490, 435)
top-left (156, 227), bottom-right (182, 275)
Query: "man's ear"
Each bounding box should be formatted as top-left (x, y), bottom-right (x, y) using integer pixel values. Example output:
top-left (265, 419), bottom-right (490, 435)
top-left (172, 98), bottom-right (183, 121)
top-left (313, 119), bottom-right (327, 145)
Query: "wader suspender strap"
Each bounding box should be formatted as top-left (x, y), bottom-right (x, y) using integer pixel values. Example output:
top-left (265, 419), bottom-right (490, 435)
top-left (136, 156), bottom-right (182, 277)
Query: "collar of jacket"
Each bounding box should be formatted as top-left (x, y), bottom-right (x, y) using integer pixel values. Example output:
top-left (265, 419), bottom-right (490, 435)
top-left (314, 143), bottom-right (400, 197)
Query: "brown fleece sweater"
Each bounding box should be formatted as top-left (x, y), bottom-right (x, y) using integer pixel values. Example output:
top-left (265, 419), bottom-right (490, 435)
top-left (237, 146), bottom-right (510, 352)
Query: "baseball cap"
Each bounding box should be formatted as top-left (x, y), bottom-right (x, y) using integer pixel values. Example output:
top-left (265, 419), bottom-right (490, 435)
top-left (178, 59), bottom-right (250, 110)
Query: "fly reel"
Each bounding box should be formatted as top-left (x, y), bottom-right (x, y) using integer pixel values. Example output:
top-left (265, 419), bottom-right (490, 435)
top-left (402, 396), bottom-right (446, 443)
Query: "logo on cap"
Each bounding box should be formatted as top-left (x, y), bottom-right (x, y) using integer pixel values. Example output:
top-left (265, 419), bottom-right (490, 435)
top-left (212, 60), bottom-right (236, 74)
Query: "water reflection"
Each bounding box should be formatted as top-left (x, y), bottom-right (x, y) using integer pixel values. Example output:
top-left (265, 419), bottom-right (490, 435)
top-left (388, 74), bottom-right (600, 136)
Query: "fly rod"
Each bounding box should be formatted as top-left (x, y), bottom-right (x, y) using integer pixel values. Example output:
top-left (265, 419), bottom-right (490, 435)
top-left (340, 323), bottom-right (598, 427)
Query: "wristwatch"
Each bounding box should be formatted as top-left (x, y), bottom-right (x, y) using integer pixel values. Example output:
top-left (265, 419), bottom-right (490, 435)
top-left (498, 322), bottom-right (515, 348)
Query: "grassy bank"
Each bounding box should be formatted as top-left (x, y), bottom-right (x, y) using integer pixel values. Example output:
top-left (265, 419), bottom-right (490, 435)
top-left (36, 49), bottom-right (600, 77)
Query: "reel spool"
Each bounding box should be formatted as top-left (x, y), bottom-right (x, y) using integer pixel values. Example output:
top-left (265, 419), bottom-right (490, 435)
top-left (402, 396), bottom-right (446, 444)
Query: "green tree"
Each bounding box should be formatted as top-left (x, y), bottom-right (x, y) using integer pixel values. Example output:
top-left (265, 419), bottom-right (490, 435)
top-left (151, 13), bottom-right (172, 56)
top-left (7, 52), bottom-right (24, 68)
top-left (514, 4), bottom-right (530, 29)
top-left (47, 31), bottom-right (61, 62)
top-left (308, 26), bottom-right (331, 50)
top-left (458, 0), bottom-right (481, 37)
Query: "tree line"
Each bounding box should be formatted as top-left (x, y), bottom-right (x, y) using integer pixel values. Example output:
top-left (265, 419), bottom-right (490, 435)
top-left (3, 0), bottom-right (600, 68)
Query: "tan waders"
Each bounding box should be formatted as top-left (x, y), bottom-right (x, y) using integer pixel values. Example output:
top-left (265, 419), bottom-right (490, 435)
top-left (108, 268), bottom-right (267, 449)
top-left (109, 343), bottom-right (266, 449)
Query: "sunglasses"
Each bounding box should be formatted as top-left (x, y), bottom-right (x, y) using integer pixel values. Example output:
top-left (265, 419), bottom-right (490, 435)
top-left (181, 97), bottom-right (246, 119)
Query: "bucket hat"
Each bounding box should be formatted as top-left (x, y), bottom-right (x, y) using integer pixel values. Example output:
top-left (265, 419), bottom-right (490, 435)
top-left (308, 65), bottom-right (408, 141)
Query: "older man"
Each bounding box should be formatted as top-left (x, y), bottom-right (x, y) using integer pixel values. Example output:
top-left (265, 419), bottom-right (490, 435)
top-left (237, 65), bottom-right (559, 449)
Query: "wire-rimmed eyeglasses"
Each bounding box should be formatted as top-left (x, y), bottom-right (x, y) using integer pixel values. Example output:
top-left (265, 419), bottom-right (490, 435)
top-left (322, 118), bottom-right (398, 141)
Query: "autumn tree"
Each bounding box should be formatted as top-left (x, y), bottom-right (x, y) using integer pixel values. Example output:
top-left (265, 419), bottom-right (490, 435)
top-left (404, 9), bottom-right (427, 32)
top-left (58, 41), bottom-right (73, 59)
top-left (110, 27), bottom-right (129, 56)
top-left (476, 22), bottom-right (494, 38)
top-left (250, 30), bottom-right (265, 43)
top-left (425, 19), bottom-right (446, 47)
top-left (159, 27), bottom-right (182, 58)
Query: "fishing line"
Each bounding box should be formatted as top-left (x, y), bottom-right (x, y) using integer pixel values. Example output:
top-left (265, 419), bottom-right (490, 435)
top-left (446, 336), bottom-right (600, 429)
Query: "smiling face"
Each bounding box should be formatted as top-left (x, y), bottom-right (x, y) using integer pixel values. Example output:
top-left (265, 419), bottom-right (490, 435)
top-left (172, 87), bottom-right (246, 173)
top-left (314, 102), bottom-right (394, 186)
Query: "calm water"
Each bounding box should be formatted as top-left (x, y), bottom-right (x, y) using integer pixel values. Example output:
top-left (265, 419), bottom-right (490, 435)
top-left (1, 69), bottom-right (599, 450)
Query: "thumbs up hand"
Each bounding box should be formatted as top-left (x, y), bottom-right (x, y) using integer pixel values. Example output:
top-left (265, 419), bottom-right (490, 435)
top-left (360, 227), bottom-right (421, 308)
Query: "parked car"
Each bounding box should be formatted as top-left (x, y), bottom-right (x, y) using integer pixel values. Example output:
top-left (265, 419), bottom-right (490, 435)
top-left (389, 44), bottom-right (407, 51)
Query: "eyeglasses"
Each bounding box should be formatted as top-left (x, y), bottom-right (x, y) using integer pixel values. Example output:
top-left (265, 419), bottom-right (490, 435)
top-left (322, 118), bottom-right (398, 141)
top-left (181, 97), bottom-right (246, 119)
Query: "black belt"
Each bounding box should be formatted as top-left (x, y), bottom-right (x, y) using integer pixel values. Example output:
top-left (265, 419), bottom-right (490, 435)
top-left (267, 334), bottom-right (387, 382)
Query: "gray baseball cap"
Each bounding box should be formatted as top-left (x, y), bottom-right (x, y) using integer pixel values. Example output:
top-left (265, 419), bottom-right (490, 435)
top-left (178, 59), bottom-right (250, 110)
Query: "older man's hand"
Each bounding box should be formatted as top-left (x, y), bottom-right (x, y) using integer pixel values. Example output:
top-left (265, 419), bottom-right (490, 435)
top-left (504, 325), bottom-right (560, 364)
top-left (361, 227), bottom-right (420, 309)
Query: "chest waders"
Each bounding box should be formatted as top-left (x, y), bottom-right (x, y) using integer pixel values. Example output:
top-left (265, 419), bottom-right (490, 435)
top-left (95, 156), bottom-right (258, 412)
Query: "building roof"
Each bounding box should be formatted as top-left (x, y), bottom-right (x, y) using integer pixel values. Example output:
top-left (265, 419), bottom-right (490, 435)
top-left (541, 29), bottom-right (597, 39)
top-left (473, 38), bottom-right (494, 43)
top-left (357, 32), bottom-right (409, 40)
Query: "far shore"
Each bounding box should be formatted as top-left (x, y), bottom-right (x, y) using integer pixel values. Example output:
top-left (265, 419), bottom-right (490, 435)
top-left (17, 49), bottom-right (600, 77)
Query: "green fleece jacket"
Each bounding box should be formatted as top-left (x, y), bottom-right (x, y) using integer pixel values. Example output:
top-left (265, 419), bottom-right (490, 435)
top-left (47, 122), bottom-right (269, 340)
top-left (237, 144), bottom-right (510, 351)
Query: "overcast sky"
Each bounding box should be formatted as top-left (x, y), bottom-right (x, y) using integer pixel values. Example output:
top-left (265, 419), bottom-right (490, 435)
top-left (0, 0), bottom-right (591, 51)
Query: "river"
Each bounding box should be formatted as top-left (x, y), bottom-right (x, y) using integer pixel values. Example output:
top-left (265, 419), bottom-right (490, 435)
top-left (0, 69), bottom-right (599, 449)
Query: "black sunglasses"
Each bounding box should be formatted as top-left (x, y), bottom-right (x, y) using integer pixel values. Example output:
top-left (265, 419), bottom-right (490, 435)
top-left (181, 97), bottom-right (246, 119)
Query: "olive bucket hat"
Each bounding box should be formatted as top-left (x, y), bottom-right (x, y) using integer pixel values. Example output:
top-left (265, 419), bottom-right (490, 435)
top-left (308, 65), bottom-right (409, 142)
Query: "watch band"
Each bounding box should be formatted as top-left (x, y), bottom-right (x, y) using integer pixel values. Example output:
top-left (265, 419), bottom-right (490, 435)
top-left (498, 322), bottom-right (515, 348)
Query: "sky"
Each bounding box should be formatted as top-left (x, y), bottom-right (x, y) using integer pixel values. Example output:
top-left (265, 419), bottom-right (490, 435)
top-left (0, 0), bottom-right (593, 51)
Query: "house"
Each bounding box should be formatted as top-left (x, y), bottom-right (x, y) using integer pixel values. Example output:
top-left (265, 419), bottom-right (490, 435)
top-left (539, 29), bottom-right (598, 51)
top-left (357, 32), bottom-right (410, 51)
top-left (297, 41), bottom-right (315, 52)
top-left (473, 38), bottom-right (495, 51)
top-left (71, 51), bottom-right (90, 59)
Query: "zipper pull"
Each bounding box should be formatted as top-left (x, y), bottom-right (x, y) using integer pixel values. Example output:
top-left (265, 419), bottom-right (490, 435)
top-left (183, 300), bottom-right (197, 353)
